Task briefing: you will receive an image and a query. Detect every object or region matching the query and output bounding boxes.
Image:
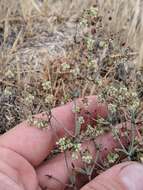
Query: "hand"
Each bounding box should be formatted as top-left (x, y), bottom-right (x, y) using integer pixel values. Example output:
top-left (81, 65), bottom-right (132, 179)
top-left (0, 96), bottom-right (142, 190)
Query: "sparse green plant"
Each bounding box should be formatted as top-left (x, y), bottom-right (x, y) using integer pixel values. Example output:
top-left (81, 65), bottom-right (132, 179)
top-left (107, 152), bottom-right (119, 164)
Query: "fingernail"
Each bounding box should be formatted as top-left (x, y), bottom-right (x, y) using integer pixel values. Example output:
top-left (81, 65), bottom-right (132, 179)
top-left (120, 163), bottom-right (143, 190)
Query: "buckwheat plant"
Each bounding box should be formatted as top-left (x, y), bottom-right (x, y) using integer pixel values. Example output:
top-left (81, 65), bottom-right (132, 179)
top-left (45, 94), bottom-right (54, 104)
top-left (82, 150), bottom-right (93, 164)
top-left (28, 116), bottom-right (49, 129)
top-left (56, 137), bottom-right (81, 160)
top-left (107, 152), bottom-right (119, 164)
top-left (42, 80), bottom-right (52, 91)
top-left (25, 93), bottom-right (35, 105)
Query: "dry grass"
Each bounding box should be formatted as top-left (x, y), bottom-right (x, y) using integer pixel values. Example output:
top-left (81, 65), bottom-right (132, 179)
top-left (0, 1), bottom-right (143, 188)
top-left (99, 0), bottom-right (143, 68)
top-left (0, 0), bottom-right (143, 67)
top-left (0, 0), bottom-right (143, 131)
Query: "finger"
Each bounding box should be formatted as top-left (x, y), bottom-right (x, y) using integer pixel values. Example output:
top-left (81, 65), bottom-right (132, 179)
top-left (36, 122), bottom-right (134, 190)
top-left (0, 96), bottom-right (107, 166)
top-left (0, 147), bottom-right (38, 190)
top-left (81, 161), bottom-right (143, 190)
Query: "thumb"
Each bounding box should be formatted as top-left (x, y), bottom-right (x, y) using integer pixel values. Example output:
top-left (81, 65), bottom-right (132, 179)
top-left (81, 162), bottom-right (143, 190)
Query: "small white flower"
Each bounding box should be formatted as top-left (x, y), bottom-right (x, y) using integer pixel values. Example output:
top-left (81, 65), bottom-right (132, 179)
top-left (85, 125), bottom-right (96, 137)
top-left (129, 99), bottom-right (140, 112)
top-left (5, 70), bottom-right (14, 79)
top-left (56, 138), bottom-right (73, 152)
top-left (119, 86), bottom-right (128, 94)
top-left (45, 94), bottom-right (54, 104)
top-left (85, 36), bottom-right (95, 51)
top-left (131, 91), bottom-right (138, 98)
top-left (99, 41), bottom-right (107, 48)
top-left (72, 152), bottom-right (79, 160)
top-left (88, 6), bottom-right (98, 17)
top-left (97, 94), bottom-right (105, 102)
top-left (72, 105), bottom-right (81, 113)
top-left (78, 116), bottom-right (85, 125)
top-left (118, 95), bottom-right (124, 103)
top-left (107, 153), bottom-right (119, 164)
top-left (82, 151), bottom-right (93, 164)
top-left (61, 63), bottom-right (70, 71)
top-left (79, 18), bottom-right (88, 27)
top-left (42, 81), bottom-right (52, 91)
top-left (25, 94), bottom-right (34, 104)
top-left (107, 86), bottom-right (118, 96)
top-left (4, 87), bottom-right (12, 96)
top-left (72, 67), bottom-right (80, 76)
top-left (73, 143), bottom-right (81, 152)
top-left (108, 103), bottom-right (117, 114)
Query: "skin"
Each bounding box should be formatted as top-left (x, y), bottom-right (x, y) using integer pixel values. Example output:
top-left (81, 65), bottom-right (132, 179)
top-left (0, 96), bottom-right (142, 190)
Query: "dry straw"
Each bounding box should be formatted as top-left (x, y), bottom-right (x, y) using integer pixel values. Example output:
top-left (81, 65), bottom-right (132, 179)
top-left (0, 0), bottom-right (143, 68)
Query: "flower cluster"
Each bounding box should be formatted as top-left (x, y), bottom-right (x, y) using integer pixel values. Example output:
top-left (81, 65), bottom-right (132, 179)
top-left (107, 152), bottom-right (119, 164)
top-left (61, 63), bottom-right (70, 71)
top-left (97, 83), bottom-right (140, 114)
top-left (5, 70), bottom-right (15, 79)
top-left (77, 116), bottom-right (85, 125)
top-left (84, 35), bottom-right (95, 51)
top-left (56, 137), bottom-right (81, 153)
top-left (25, 94), bottom-right (34, 104)
top-left (72, 105), bottom-right (81, 113)
top-left (82, 150), bottom-right (93, 164)
top-left (79, 6), bottom-right (99, 27)
top-left (4, 87), bottom-right (12, 96)
top-left (45, 94), bottom-right (54, 104)
top-left (83, 121), bottom-right (108, 139)
top-left (42, 80), bottom-right (52, 91)
top-left (28, 116), bottom-right (49, 129)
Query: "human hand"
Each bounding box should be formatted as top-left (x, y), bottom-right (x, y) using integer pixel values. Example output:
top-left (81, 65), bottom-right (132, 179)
top-left (0, 96), bottom-right (142, 190)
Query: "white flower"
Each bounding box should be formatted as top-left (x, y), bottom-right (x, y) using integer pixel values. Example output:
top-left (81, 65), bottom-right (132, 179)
top-left (25, 94), bottom-right (34, 104)
top-left (129, 99), bottom-right (140, 112)
top-left (72, 152), bottom-right (79, 160)
top-left (61, 63), bottom-right (70, 71)
top-left (42, 81), bottom-right (52, 91)
top-left (78, 116), bottom-right (85, 125)
top-left (119, 86), bottom-right (128, 94)
top-left (4, 87), bottom-right (12, 96)
top-left (97, 94), bottom-right (105, 102)
top-left (72, 67), bottom-right (80, 76)
top-left (79, 18), bottom-right (88, 27)
top-left (107, 86), bottom-right (118, 96)
top-left (107, 153), bottom-right (119, 164)
top-left (5, 70), bottom-right (14, 79)
top-left (88, 6), bottom-right (98, 17)
top-left (73, 143), bottom-right (81, 152)
top-left (85, 36), bottom-right (95, 51)
top-left (108, 103), bottom-right (117, 114)
top-left (82, 151), bottom-right (93, 164)
top-left (56, 137), bottom-right (73, 152)
top-left (45, 94), bottom-right (54, 104)
top-left (72, 105), bottom-right (81, 113)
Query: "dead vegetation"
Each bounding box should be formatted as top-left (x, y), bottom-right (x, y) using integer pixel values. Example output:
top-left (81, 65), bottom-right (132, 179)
top-left (0, 1), bottom-right (143, 188)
